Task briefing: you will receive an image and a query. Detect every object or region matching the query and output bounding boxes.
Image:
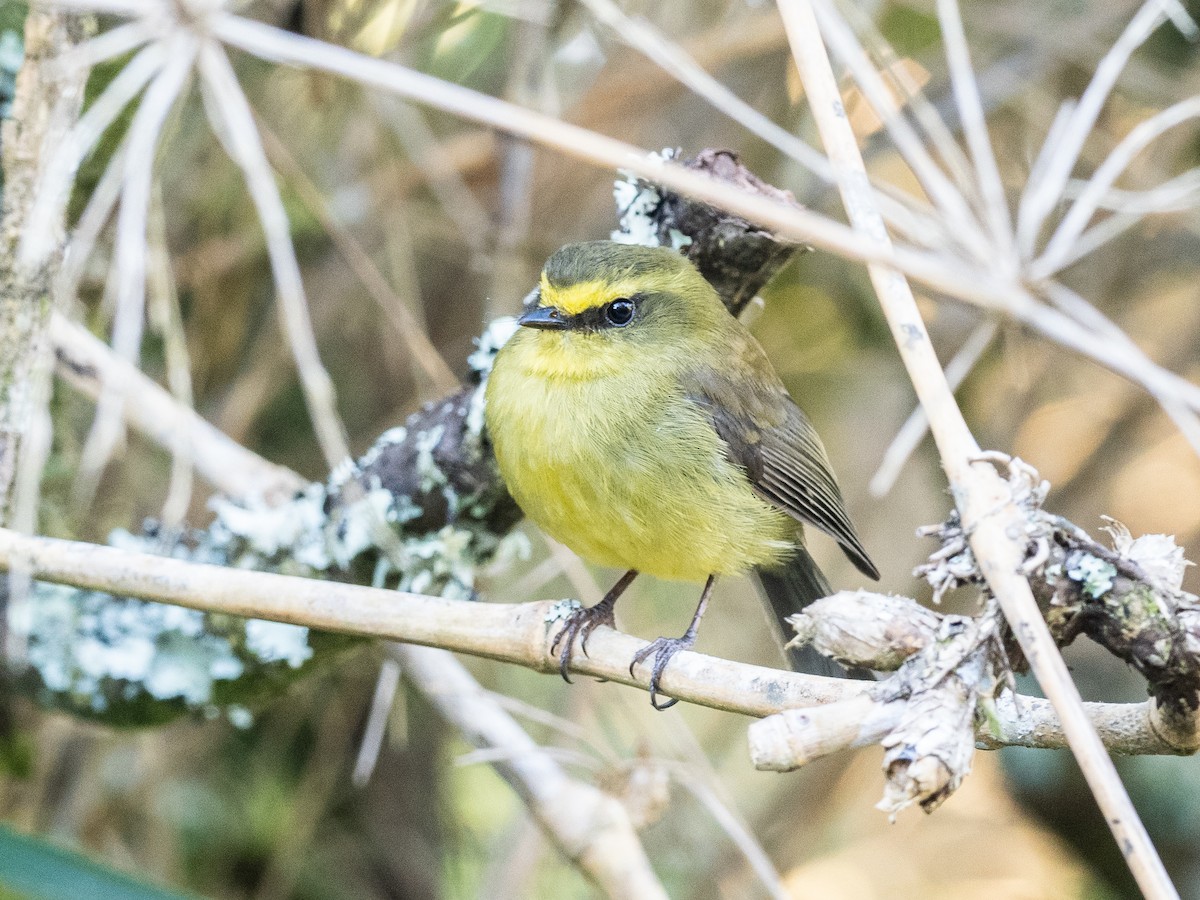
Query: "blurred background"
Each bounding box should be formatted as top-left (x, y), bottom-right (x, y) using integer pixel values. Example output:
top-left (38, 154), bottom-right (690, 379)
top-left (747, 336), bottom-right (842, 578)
top-left (3, 0), bottom-right (1200, 896)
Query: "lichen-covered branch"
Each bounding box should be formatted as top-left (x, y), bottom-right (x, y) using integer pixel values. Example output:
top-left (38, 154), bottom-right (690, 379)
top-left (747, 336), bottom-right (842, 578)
top-left (749, 457), bottom-right (1200, 816)
top-left (916, 455), bottom-right (1200, 743)
top-left (0, 9), bottom-right (91, 522)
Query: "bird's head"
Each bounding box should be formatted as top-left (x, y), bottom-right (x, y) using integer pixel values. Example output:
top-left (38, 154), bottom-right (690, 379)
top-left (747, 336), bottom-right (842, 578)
top-left (507, 241), bottom-right (727, 379)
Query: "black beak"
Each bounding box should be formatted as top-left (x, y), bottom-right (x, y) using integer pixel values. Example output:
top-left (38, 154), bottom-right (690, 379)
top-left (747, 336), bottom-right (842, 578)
top-left (518, 306), bottom-right (570, 330)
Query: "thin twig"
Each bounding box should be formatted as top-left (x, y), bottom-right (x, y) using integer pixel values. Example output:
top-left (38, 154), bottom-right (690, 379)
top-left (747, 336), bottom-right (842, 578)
top-left (809, 0), bottom-right (992, 263)
top-left (195, 40), bottom-right (351, 469)
top-left (396, 644), bottom-right (669, 900)
top-left (74, 34), bottom-right (195, 505)
top-left (350, 656), bottom-right (401, 788)
top-left (371, 95), bottom-right (493, 263)
top-left (146, 185), bottom-right (194, 527)
top-left (257, 123), bottom-right (460, 394)
top-left (47, 18), bottom-right (149, 71)
top-left (19, 40), bottom-right (164, 269)
top-left (935, 0), bottom-right (1016, 269)
top-left (778, 1), bottom-right (1178, 895)
top-left (1036, 94), bottom-right (1200, 276)
top-left (836, 0), bottom-right (979, 208)
top-left (580, 0), bottom-right (828, 178)
top-left (52, 131), bottom-right (128, 305)
top-left (577, 0), bottom-right (951, 251)
top-left (668, 768), bottom-right (789, 900)
top-left (1016, 0), bottom-right (1193, 258)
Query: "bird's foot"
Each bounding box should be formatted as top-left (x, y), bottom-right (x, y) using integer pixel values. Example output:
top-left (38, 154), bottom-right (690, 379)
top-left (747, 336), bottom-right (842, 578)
top-left (550, 601), bottom-right (616, 683)
top-left (629, 634), bottom-right (696, 710)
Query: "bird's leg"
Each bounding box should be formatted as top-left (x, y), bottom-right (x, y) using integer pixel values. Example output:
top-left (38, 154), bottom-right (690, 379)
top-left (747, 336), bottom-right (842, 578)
top-left (629, 575), bottom-right (716, 710)
top-left (551, 569), bottom-right (638, 683)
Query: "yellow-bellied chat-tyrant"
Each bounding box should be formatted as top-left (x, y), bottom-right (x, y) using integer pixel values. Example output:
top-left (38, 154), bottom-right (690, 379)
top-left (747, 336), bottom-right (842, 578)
top-left (485, 241), bottom-right (878, 708)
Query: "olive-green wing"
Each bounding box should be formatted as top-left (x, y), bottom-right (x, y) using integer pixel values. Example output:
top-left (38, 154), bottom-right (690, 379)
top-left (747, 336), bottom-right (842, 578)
top-left (682, 348), bottom-right (880, 581)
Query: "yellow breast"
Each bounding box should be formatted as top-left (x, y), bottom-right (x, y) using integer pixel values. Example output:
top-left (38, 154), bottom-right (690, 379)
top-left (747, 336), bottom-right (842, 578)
top-left (484, 329), bottom-right (795, 583)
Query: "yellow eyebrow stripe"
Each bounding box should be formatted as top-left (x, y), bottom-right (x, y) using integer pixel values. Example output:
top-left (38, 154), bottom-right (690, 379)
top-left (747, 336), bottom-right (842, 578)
top-left (540, 275), bottom-right (646, 316)
top-left (540, 274), bottom-right (633, 316)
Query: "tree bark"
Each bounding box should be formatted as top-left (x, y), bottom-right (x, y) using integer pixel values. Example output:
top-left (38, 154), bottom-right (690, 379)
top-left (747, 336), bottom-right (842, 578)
top-left (0, 10), bottom-right (91, 523)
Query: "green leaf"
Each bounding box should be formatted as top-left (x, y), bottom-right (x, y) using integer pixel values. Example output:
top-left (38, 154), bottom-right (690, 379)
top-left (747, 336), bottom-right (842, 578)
top-left (0, 826), bottom-right (195, 900)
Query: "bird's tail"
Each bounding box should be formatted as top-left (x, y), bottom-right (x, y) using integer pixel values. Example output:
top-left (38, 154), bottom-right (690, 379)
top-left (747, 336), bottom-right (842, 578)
top-left (756, 546), bottom-right (870, 679)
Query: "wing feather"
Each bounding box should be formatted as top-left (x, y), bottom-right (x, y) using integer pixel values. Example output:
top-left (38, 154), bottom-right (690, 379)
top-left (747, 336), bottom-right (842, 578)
top-left (683, 345), bottom-right (879, 580)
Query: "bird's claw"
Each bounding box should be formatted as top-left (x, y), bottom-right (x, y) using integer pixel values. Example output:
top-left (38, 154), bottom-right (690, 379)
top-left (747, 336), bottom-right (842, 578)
top-left (629, 635), bottom-right (694, 710)
top-left (550, 603), bottom-right (616, 683)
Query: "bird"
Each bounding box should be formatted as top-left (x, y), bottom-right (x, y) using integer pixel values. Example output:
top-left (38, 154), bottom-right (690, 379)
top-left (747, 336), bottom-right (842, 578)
top-left (484, 241), bottom-right (878, 708)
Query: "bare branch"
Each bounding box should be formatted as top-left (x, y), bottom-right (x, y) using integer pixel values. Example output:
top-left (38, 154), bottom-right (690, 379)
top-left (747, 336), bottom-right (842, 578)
top-left (809, 0), bottom-right (991, 263)
top-left (74, 34), bottom-right (195, 503)
top-left (1016, 0), bottom-right (1194, 258)
top-left (397, 644), bottom-right (669, 900)
top-left (50, 313), bottom-right (305, 502)
top-left (935, 0), bottom-right (1016, 268)
top-left (1036, 95), bottom-right (1200, 277)
top-left (19, 40), bottom-right (164, 269)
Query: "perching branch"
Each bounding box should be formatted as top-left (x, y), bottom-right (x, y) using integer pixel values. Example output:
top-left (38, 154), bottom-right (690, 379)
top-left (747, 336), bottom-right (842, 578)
top-left (0, 523), bottom-right (1192, 758)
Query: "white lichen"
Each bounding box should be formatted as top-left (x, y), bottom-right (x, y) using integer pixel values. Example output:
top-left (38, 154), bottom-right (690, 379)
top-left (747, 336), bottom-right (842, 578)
top-left (355, 426), bottom-right (409, 474)
top-left (210, 486), bottom-right (331, 571)
top-left (23, 582), bottom-right (255, 713)
top-left (667, 227), bottom-right (693, 251)
top-left (227, 705), bottom-right (254, 729)
top-left (414, 424), bottom-right (448, 493)
top-left (612, 177), bottom-right (661, 246)
top-left (545, 599), bottom-right (582, 623)
top-left (143, 633), bottom-right (246, 704)
top-left (391, 525), bottom-right (481, 600)
top-left (467, 316), bottom-right (519, 379)
top-left (611, 148), bottom-right (680, 246)
top-left (244, 620), bottom-right (314, 668)
top-left (328, 486), bottom-right (399, 570)
top-left (1066, 553), bottom-right (1117, 599)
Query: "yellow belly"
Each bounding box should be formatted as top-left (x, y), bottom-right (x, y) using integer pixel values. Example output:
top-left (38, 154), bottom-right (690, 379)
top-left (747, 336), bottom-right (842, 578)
top-left (485, 338), bottom-right (796, 583)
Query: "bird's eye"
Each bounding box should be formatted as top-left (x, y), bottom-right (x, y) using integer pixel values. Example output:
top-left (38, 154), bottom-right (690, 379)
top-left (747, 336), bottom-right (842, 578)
top-left (605, 298), bottom-right (635, 326)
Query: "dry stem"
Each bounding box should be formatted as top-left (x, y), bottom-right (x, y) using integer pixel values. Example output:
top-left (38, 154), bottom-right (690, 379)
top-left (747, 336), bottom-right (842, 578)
top-left (50, 313), bottom-right (305, 502)
top-left (779, 1), bottom-right (1176, 894)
